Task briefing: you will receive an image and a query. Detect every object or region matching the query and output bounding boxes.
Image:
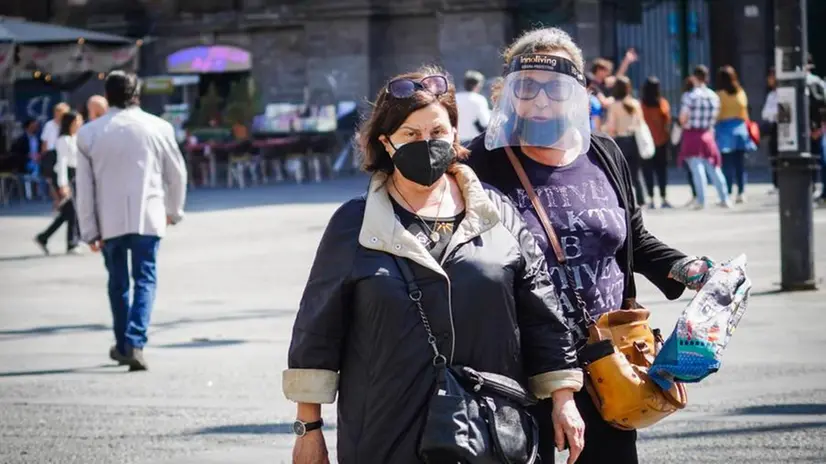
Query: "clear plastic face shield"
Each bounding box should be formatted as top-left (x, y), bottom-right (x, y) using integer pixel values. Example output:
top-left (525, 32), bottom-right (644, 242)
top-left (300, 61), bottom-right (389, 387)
top-left (485, 54), bottom-right (592, 154)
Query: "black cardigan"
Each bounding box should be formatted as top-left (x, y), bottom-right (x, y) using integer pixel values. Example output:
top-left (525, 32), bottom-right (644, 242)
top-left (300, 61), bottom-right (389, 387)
top-left (465, 132), bottom-right (687, 305)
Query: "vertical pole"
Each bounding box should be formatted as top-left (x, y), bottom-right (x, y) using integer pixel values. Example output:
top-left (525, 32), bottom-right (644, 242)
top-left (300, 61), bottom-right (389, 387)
top-left (678, 0), bottom-right (690, 79)
top-left (774, 0), bottom-right (818, 290)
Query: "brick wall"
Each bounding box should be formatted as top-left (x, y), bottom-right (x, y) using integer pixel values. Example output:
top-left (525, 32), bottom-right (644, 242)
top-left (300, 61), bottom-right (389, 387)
top-left (438, 10), bottom-right (511, 97)
top-left (304, 18), bottom-right (370, 103)
top-left (72, 0), bottom-right (601, 111)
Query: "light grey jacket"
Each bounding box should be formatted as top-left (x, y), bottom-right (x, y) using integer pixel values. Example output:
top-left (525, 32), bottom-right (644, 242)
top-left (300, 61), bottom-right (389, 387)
top-left (75, 106), bottom-right (187, 243)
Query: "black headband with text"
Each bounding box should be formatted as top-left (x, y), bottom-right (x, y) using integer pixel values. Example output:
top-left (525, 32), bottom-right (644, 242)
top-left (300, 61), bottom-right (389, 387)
top-left (506, 54), bottom-right (586, 87)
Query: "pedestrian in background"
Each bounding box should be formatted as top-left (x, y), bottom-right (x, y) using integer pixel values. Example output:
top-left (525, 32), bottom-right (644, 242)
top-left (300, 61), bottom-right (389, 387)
top-left (678, 76), bottom-right (699, 206)
top-left (641, 76), bottom-right (672, 208)
top-left (604, 75), bottom-right (647, 206)
top-left (715, 65), bottom-right (756, 204)
top-left (455, 70), bottom-right (491, 145)
top-left (86, 95), bottom-right (109, 122)
top-left (10, 119), bottom-right (42, 194)
top-left (75, 71), bottom-right (188, 371)
top-left (761, 66), bottom-right (778, 193)
top-left (34, 111), bottom-right (83, 255)
top-left (806, 55), bottom-right (826, 205)
top-left (39, 103), bottom-right (70, 200)
top-left (678, 65), bottom-right (730, 209)
top-left (586, 71), bottom-right (603, 131)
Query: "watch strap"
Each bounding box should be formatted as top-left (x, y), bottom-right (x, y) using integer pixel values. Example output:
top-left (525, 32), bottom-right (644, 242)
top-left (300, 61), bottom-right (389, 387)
top-left (303, 419), bottom-right (324, 432)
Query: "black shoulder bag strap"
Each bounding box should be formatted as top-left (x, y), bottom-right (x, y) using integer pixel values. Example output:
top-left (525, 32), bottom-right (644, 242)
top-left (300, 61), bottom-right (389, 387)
top-left (392, 255), bottom-right (447, 366)
top-left (392, 257), bottom-right (540, 464)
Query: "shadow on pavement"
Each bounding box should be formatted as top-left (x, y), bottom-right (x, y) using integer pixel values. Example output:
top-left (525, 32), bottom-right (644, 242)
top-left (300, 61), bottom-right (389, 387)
top-left (0, 253), bottom-right (50, 263)
top-left (641, 421), bottom-right (826, 441)
top-left (193, 423), bottom-right (336, 435)
top-left (0, 309), bottom-right (294, 340)
top-left (0, 176), bottom-right (369, 218)
top-left (156, 339), bottom-right (248, 349)
top-left (731, 404), bottom-right (826, 415)
top-left (0, 363), bottom-right (122, 378)
top-left (0, 323), bottom-right (109, 336)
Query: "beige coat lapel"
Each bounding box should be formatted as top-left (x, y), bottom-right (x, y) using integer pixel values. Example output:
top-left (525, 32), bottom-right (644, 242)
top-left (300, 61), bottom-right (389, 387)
top-left (358, 164), bottom-right (501, 276)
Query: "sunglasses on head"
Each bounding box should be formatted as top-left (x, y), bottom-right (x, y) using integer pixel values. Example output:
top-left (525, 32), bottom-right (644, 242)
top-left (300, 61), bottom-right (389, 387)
top-left (511, 77), bottom-right (574, 101)
top-left (387, 75), bottom-right (449, 99)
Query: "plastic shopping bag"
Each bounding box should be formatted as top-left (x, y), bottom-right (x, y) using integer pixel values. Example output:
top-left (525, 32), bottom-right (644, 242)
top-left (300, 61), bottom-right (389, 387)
top-left (650, 254), bottom-right (751, 390)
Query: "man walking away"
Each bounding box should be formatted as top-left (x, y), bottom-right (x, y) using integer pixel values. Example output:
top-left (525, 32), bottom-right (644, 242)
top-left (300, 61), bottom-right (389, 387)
top-left (75, 71), bottom-right (188, 371)
top-left (455, 70), bottom-right (491, 145)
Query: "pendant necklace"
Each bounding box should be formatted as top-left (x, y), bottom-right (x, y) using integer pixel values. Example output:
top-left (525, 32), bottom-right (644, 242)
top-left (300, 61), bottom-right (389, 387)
top-left (393, 178), bottom-right (447, 244)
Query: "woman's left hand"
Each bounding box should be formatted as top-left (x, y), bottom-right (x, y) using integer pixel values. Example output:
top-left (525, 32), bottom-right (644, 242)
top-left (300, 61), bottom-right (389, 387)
top-left (551, 389), bottom-right (585, 464)
top-left (669, 256), bottom-right (715, 290)
top-left (684, 259), bottom-right (710, 281)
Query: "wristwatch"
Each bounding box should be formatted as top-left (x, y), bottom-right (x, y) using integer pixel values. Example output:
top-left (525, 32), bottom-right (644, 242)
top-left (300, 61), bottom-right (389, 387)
top-left (292, 419), bottom-right (324, 437)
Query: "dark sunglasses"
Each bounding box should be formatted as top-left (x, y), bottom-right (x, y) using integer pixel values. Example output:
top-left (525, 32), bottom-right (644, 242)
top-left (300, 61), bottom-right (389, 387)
top-left (387, 75), bottom-right (449, 99)
top-left (512, 77), bottom-right (574, 101)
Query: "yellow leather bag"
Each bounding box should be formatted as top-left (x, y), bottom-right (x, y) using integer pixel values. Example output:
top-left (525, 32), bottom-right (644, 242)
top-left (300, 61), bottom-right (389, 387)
top-left (504, 146), bottom-right (687, 430)
top-left (580, 307), bottom-right (687, 430)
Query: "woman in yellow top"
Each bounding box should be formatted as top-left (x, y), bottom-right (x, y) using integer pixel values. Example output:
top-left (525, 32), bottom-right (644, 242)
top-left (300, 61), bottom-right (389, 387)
top-left (715, 66), bottom-right (756, 204)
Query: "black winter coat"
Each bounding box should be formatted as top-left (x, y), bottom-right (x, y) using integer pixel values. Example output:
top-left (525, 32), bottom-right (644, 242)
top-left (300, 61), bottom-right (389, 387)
top-left (284, 165), bottom-right (582, 464)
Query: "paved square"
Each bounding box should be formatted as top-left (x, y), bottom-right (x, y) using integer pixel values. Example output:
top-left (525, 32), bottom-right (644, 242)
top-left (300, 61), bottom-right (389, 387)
top-left (1, 178), bottom-right (824, 463)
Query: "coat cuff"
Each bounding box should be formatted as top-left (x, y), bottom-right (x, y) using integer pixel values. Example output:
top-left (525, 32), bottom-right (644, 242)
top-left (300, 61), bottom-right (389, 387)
top-left (528, 369), bottom-right (584, 399)
top-left (282, 368), bottom-right (339, 404)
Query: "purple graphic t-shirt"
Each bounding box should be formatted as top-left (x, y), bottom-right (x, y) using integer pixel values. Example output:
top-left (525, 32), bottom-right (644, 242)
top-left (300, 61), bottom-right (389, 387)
top-left (507, 150), bottom-right (627, 334)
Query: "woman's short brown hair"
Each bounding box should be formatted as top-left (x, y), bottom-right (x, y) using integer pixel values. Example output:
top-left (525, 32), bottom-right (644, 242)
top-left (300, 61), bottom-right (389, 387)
top-left (359, 65), bottom-right (468, 174)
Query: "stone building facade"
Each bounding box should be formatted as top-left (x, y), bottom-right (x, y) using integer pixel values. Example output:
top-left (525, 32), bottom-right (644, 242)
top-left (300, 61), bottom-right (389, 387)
top-left (5, 0), bottom-right (800, 127)
top-left (34, 0), bottom-right (602, 105)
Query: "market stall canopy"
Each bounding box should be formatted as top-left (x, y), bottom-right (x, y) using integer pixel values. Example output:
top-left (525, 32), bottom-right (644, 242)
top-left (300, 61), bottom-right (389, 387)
top-left (0, 17), bottom-right (140, 83)
top-left (0, 16), bottom-right (133, 45)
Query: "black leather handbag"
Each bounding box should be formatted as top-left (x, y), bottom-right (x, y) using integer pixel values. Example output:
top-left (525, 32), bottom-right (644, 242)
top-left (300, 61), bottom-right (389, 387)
top-left (393, 256), bottom-right (540, 464)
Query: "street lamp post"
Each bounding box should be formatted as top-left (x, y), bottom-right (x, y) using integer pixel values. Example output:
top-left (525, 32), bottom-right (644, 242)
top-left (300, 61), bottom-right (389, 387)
top-left (774, 0), bottom-right (818, 291)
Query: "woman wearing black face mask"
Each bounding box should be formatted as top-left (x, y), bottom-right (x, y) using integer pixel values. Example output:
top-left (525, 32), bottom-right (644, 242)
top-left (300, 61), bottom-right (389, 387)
top-left (284, 66), bottom-right (584, 464)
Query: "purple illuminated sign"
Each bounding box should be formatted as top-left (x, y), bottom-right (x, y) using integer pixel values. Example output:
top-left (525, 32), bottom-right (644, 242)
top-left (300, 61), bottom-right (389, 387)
top-left (166, 45), bottom-right (252, 74)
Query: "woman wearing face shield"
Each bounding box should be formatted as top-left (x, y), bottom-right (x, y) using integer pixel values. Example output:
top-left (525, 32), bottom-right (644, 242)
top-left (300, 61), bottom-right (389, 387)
top-left (465, 27), bottom-right (716, 463)
top-left (284, 66), bottom-right (584, 464)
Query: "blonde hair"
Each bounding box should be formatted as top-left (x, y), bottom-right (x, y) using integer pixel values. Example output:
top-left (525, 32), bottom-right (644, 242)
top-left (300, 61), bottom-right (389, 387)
top-left (493, 27), bottom-right (585, 103)
top-left (53, 102), bottom-right (70, 117)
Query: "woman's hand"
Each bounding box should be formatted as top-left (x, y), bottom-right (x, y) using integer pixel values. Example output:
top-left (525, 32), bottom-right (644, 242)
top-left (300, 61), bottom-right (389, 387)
top-left (684, 259), bottom-right (711, 282)
top-left (551, 388), bottom-right (585, 464)
top-left (292, 430), bottom-right (329, 464)
top-left (669, 256), bottom-right (715, 291)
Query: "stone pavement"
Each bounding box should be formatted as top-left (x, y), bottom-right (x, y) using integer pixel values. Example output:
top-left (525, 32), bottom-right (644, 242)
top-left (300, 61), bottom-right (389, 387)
top-left (0, 177), bottom-right (824, 464)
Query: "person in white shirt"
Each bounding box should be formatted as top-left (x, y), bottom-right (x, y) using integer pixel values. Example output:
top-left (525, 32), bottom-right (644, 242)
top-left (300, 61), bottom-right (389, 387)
top-left (86, 95), bottom-right (109, 122)
top-left (39, 102), bottom-right (70, 201)
top-left (35, 110), bottom-right (83, 255)
top-left (455, 70), bottom-right (491, 144)
top-left (761, 67), bottom-right (779, 191)
top-left (40, 102), bottom-right (69, 154)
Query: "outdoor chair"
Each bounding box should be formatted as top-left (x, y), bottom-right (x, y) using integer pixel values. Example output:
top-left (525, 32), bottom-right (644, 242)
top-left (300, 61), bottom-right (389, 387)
top-left (0, 172), bottom-right (22, 206)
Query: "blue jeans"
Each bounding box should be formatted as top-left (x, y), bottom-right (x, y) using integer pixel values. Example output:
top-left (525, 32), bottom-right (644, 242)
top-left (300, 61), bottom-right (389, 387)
top-left (102, 234), bottom-right (161, 353)
top-left (721, 150), bottom-right (747, 195)
top-left (686, 157), bottom-right (729, 206)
